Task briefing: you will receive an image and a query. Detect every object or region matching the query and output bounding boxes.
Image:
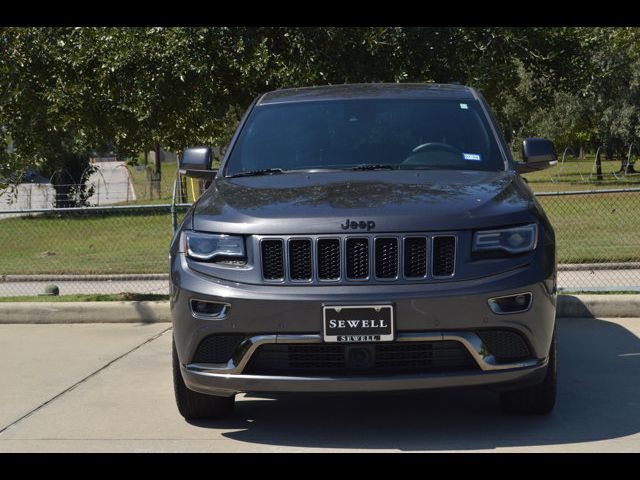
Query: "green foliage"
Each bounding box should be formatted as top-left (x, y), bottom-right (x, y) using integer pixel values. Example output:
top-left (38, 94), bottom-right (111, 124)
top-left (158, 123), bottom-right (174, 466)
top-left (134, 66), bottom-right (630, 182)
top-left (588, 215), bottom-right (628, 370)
top-left (2, 27), bottom-right (640, 180)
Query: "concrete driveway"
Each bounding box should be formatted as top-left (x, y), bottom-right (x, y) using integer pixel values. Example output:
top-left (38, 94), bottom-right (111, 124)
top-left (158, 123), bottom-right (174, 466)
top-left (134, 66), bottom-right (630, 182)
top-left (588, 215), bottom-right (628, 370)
top-left (87, 161), bottom-right (136, 205)
top-left (1, 317), bottom-right (639, 452)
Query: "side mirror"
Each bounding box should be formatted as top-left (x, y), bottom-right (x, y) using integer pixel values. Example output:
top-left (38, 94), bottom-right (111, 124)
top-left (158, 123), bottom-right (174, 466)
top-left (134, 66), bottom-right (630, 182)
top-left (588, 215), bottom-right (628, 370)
top-left (515, 138), bottom-right (557, 174)
top-left (180, 147), bottom-right (216, 178)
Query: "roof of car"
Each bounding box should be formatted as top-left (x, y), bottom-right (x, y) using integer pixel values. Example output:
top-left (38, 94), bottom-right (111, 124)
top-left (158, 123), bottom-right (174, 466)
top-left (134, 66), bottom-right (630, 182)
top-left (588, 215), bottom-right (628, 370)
top-left (257, 83), bottom-right (477, 105)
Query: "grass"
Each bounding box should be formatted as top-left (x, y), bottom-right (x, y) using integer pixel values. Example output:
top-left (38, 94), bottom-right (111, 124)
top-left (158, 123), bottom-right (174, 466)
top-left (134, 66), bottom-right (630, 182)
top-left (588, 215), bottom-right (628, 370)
top-left (0, 156), bottom-right (637, 276)
top-left (0, 209), bottom-right (185, 275)
top-left (124, 159), bottom-right (221, 205)
top-left (522, 155), bottom-right (640, 193)
top-left (125, 161), bottom-right (178, 204)
top-left (537, 191), bottom-right (639, 263)
top-left (0, 192), bottom-right (637, 274)
top-left (0, 293), bottom-right (169, 302)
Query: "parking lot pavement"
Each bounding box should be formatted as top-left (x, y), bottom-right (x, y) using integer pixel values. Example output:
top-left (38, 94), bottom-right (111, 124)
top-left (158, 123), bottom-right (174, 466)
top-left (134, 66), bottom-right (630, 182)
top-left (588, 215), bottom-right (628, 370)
top-left (1, 318), bottom-right (640, 452)
top-left (0, 323), bottom-right (170, 432)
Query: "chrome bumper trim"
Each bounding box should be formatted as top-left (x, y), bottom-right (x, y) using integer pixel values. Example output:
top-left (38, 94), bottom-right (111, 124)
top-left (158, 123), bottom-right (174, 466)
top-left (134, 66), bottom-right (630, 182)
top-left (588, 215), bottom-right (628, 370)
top-left (185, 331), bottom-right (546, 375)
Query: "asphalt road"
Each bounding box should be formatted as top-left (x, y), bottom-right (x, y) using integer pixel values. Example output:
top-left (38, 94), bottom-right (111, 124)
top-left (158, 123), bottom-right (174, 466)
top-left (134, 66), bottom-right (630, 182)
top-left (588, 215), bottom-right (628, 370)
top-left (1, 317), bottom-right (640, 452)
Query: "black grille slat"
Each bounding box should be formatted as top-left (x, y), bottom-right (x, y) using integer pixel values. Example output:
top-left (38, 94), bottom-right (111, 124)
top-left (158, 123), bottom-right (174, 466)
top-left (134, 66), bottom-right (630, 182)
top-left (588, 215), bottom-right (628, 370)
top-left (432, 236), bottom-right (456, 277)
top-left (346, 238), bottom-right (369, 279)
top-left (375, 238), bottom-right (398, 279)
top-left (192, 335), bottom-right (245, 364)
top-left (245, 341), bottom-right (477, 376)
top-left (404, 237), bottom-right (427, 278)
top-left (260, 234), bottom-right (456, 283)
top-left (261, 239), bottom-right (284, 280)
top-left (318, 239), bottom-right (341, 280)
top-left (289, 239), bottom-right (312, 281)
top-left (476, 330), bottom-right (531, 362)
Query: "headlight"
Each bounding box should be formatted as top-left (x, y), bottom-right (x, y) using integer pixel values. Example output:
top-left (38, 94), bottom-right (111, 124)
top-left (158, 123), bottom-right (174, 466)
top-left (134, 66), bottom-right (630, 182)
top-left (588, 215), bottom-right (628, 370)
top-left (472, 224), bottom-right (538, 254)
top-left (183, 232), bottom-right (245, 261)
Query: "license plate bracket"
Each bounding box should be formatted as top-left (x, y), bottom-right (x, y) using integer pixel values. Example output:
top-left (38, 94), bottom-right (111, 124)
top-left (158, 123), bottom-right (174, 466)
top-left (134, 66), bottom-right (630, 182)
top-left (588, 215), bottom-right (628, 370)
top-left (322, 305), bottom-right (394, 343)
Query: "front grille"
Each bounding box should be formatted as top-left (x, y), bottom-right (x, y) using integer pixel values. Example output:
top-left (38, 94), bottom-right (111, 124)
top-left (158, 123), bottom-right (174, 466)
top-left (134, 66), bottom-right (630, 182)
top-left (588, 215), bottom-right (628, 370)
top-left (476, 329), bottom-right (531, 362)
top-left (404, 237), bottom-right (427, 278)
top-left (318, 239), bottom-right (341, 280)
top-left (192, 335), bottom-right (245, 364)
top-left (244, 341), bottom-right (478, 376)
top-left (259, 234), bottom-right (456, 283)
top-left (375, 238), bottom-right (398, 279)
top-left (289, 239), bottom-right (312, 281)
top-left (261, 239), bottom-right (284, 280)
top-left (432, 236), bottom-right (456, 277)
top-left (346, 238), bottom-right (369, 279)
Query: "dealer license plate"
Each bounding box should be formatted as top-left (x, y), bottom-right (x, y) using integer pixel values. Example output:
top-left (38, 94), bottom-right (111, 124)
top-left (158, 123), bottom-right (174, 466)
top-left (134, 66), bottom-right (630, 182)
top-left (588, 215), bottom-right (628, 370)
top-left (322, 305), bottom-right (394, 343)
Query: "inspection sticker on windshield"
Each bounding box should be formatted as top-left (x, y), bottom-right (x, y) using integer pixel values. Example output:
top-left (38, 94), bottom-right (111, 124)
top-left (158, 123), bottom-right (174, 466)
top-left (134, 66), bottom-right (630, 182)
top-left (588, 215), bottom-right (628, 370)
top-left (462, 153), bottom-right (482, 161)
top-left (459, 103), bottom-right (469, 109)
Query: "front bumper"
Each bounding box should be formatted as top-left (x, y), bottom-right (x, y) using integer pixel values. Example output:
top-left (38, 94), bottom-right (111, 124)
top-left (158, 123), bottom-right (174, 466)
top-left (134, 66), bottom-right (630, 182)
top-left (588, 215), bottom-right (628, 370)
top-left (182, 331), bottom-right (548, 396)
top-left (171, 253), bottom-right (556, 396)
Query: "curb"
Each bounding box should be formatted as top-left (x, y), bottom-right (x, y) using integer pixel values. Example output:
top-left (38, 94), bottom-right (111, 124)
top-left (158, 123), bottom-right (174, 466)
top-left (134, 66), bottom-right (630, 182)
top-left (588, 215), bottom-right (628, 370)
top-left (555, 294), bottom-right (640, 318)
top-left (558, 263), bottom-right (640, 271)
top-left (0, 295), bottom-right (639, 324)
top-left (0, 301), bottom-right (172, 324)
top-left (0, 273), bottom-right (169, 282)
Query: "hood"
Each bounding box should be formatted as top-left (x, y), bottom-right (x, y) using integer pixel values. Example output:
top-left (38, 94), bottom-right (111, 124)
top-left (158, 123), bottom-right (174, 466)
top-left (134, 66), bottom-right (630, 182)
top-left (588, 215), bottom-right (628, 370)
top-left (191, 169), bottom-right (538, 234)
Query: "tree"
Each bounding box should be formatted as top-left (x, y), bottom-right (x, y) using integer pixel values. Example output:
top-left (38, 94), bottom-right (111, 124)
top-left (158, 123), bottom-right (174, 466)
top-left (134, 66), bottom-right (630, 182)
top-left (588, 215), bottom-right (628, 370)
top-left (3, 26), bottom-right (640, 192)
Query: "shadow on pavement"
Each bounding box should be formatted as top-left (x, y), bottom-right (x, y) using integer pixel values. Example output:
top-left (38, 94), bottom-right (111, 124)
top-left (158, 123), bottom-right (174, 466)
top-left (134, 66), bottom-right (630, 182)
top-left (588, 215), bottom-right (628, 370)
top-left (188, 317), bottom-right (640, 451)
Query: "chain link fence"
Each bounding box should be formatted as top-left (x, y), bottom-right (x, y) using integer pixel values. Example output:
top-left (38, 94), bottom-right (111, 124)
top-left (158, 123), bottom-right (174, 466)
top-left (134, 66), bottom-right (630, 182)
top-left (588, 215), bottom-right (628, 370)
top-left (0, 189), bottom-right (639, 297)
top-left (0, 160), bottom-right (179, 213)
top-left (536, 188), bottom-right (640, 291)
top-left (0, 204), bottom-right (187, 297)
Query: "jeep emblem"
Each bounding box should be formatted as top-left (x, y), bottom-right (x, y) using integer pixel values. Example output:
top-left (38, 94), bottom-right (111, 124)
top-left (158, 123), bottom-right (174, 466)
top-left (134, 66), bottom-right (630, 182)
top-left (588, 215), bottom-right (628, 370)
top-left (341, 219), bottom-right (376, 231)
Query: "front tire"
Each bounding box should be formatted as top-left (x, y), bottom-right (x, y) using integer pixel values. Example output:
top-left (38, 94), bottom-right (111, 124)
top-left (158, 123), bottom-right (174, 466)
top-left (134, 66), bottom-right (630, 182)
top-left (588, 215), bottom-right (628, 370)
top-left (500, 330), bottom-right (557, 415)
top-left (173, 338), bottom-right (235, 420)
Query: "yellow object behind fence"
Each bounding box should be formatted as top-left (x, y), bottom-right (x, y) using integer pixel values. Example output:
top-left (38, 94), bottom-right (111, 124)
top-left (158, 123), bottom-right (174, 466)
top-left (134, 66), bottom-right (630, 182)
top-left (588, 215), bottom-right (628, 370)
top-left (190, 177), bottom-right (197, 202)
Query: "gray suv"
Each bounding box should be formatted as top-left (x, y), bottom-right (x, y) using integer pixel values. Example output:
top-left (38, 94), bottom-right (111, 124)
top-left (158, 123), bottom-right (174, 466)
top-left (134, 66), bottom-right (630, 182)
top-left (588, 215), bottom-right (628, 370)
top-left (170, 83), bottom-right (558, 420)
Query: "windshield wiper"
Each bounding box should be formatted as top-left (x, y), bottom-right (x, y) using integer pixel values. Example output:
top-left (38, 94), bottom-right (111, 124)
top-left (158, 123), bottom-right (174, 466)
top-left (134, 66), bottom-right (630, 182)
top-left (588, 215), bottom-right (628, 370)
top-left (348, 164), bottom-right (399, 171)
top-left (228, 168), bottom-right (287, 178)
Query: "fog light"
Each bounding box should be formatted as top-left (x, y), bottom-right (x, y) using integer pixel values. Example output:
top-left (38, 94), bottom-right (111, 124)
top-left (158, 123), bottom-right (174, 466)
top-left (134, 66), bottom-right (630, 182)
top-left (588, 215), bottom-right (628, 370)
top-left (488, 293), bottom-right (532, 314)
top-left (190, 300), bottom-right (229, 319)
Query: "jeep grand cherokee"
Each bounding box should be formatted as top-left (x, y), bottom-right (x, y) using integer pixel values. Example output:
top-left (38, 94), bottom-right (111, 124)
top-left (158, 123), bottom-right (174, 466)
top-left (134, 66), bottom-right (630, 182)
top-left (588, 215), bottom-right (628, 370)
top-left (169, 83), bottom-right (557, 419)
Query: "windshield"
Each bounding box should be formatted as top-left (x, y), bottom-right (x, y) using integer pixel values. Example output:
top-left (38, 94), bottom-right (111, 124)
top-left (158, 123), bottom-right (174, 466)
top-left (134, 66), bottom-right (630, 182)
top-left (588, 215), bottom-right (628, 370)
top-left (224, 98), bottom-right (506, 176)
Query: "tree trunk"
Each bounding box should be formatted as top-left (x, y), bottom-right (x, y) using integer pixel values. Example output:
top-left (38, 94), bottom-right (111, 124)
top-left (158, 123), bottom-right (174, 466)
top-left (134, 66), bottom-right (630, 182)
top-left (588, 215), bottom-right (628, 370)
top-left (52, 183), bottom-right (72, 208)
top-left (143, 151), bottom-right (148, 166)
top-left (605, 146), bottom-right (613, 161)
top-left (154, 144), bottom-right (161, 179)
top-left (619, 145), bottom-right (637, 174)
top-left (151, 144), bottom-right (162, 199)
top-left (596, 149), bottom-right (603, 181)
